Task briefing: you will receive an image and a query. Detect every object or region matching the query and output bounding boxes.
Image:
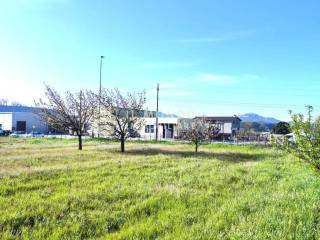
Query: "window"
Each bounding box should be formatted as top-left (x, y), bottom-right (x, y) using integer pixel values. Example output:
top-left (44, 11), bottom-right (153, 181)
top-left (145, 125), bottom-right (155, 133)
top-left (0, 124), bottom-right (2, 130)
top-left (214, 123), bottom-right (222, 130)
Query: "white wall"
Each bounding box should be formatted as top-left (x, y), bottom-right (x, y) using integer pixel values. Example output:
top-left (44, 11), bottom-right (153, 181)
top-left (221, 122), bottom-right (232, 134)
top-left (0, 113), bottom-right (13, 130)
top-left (214, 122), bottom-right (240, 134)
top-left (139, 118), bottom-right (159, 140)
top-left (139, 117), bottom-right (178, 140)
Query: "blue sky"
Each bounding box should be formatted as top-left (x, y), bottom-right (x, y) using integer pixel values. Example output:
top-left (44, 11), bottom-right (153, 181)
top-left (1, 0), bottom-right (320, 120)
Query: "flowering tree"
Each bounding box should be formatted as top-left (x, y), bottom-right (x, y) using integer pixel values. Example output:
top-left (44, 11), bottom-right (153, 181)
top-left (36, 85), bottom-right (96, 150)
top-left (97, 88), bottom-right (146, 152)
top-left (178, 117), bottom-right (219, 152)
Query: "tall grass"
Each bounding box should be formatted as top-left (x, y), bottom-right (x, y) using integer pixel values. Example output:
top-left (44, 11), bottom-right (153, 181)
top-left (0, 137), bottom-right (319, 239)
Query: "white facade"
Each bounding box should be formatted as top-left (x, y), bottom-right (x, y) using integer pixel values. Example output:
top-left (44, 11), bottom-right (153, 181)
top-left (217, 122), bottom-right (234, 134)
top-left (139, 117), bottom-right (178, 140)
top-left (0, 113), bottom-right (12, 130)
top-left (202, 116), bottom-right (241, 136)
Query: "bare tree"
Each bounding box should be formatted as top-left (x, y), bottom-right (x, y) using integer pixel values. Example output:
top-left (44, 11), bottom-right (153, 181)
top-left (11, 101), bottom-right (24, 106)
top-left (178, 117), bottom-right (219, 152)
top-left (0, 99), bottom-right (8, 106)
top-left (0, 99), bottom-right (24, 107)
top-left (97, 88), bottom-right (146, 152)
top-left (35, 85), bottom-right (96, 150)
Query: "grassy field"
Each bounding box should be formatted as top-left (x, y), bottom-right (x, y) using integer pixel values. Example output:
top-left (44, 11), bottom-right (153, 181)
top-left (1, 137), bottom-right (320, 239)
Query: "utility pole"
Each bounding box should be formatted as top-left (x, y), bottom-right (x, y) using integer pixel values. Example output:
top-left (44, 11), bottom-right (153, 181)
top-left (155, 83), bottom-right (159, 141)
top-left (222, 122), bottom-right (225, 143)
top-left (98, 56), bottom-right (104, 138)
top-left (79, 90), bottom-right (83, 150)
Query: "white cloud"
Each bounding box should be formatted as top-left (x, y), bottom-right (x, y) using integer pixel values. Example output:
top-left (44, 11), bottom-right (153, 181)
top-left (160, 83), bottom-right (177, 89)
top-left (243, 74), bottom-right (260, 80)
top-left (178, 30), bottom-right (256, 44)
top-left (146, 72), bottom-right (259, 101)
top-left (176, 77), bottom-right (192, 83)
top-left (198, 73), bottom-right (236, 84)
top-left (1, 0), bottom-right (70, 10)
top-left (176, 73), bottom-right (261, 85)
top-left (17, 0), bottom-right (70, 5)
top-left (134, 62), bottom-right (197, 70)
top-left (147, 86), bottom-right (194, 97)
top-left (171, 91), bottom-right (193, 96)
top-left (156, 90), bottom-right (194, 97)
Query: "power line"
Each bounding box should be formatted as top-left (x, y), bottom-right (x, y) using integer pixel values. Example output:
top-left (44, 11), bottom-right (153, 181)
top-left (208, 90), bottom-right (320, 98)
top-left (160, 99), bottom-right (320, 110)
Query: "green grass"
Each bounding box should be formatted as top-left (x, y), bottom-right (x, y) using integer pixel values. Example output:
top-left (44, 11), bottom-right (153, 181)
top-left (1, 137), bottom-right (320, 239)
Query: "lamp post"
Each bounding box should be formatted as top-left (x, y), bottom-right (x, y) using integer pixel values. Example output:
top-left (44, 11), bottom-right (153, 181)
top-left (155, 83), bottom-right (159, 141)
top-left (98, 56), bottom-right (104, 138)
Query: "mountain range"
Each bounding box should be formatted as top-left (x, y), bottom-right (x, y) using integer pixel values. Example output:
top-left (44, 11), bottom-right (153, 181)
top-left (158, 112), bottom-right (282, 124)
top-left (239, 113), bottom-right (281, 124)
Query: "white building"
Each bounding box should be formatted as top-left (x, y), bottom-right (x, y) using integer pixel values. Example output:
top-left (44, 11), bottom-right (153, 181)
top-left (0, 106), bottom-right (48, 133)
top-left (139, 116), bottom-right (178, 140)
top-left (201, 116), bottom-right (242, 137)
top-left (117, 112), bottom-right (241, 141)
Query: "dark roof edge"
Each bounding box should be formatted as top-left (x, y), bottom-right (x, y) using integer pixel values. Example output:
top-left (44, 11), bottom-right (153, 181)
top-left (195, 115), bottom-right (242, 121)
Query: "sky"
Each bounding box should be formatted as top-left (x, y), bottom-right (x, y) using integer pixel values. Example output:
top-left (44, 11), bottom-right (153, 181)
top-left (1, 0), bottom-right (320, 121)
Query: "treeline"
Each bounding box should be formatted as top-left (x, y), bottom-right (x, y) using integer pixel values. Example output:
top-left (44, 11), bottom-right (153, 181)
top-left (240, 121), bottom-right (291, 135)
top-left (240, 122), bottom-right (275, 133)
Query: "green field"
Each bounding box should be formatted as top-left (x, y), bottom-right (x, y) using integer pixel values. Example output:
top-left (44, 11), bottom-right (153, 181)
top-left (1, 137), bottom-right (320, 239)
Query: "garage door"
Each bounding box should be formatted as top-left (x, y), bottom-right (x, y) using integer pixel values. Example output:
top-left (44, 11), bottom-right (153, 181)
top-left (16, 121), bottom-right (26, 132)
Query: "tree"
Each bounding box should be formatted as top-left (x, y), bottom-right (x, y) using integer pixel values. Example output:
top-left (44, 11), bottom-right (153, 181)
top-left (97, 88), bottom-right (146, 153)
top-left (274, 106), bottom-right (320, 170)
top-left (11, 101), bottom-right (24, 106)
top-left (178, 117), bottom-right (219, 152)
top-left (240, 121), bottom-right (275, 133)
top-left (35, 85), bottom-right (96, 150)
top-left (272, 121), bottom-right (291, 134)
top-left (0, 100), bottom-right (24, 106)
top-left (0, 99), bottom-right (8, 106)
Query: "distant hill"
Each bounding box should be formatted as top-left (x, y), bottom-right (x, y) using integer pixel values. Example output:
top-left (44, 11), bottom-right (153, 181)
top-left (239, 113), bottom-right (280, 124)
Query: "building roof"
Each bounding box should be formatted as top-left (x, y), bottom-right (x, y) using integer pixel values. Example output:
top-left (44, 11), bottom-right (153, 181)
top-left (196, 115), bottom-right (242, 122)
top-left (143, 110), bottom-right (178, 118)
top-left (0, 105), bottom-right (34, 113)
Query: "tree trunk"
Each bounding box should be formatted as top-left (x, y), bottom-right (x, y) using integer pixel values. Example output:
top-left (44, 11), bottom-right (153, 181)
top-left (78, 134), bottom-right (83, 150)
top-left (195, 142), bottom-right (198, 153)
top-left (120, 137), bottom-right (125, 153)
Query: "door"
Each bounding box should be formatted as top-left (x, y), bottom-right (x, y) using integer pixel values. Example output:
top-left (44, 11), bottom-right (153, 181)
top-left (162, 124), bottom-right (165, 138)
top-left (16, 121), bottom-right (26, 132)
top-left (165, 124), bottom-right (174, 139)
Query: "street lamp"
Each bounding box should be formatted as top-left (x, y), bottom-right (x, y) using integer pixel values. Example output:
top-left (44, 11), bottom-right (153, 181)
top-left (98, 56), bottom-right (104, 138)
top-left (155, 83), bottom-right (159, 141)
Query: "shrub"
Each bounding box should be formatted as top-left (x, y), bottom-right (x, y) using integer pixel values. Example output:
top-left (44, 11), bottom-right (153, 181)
top-left (272, 121), bottom-right (291, 135)
top-left (275, 106), bottom-right (320, 169)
